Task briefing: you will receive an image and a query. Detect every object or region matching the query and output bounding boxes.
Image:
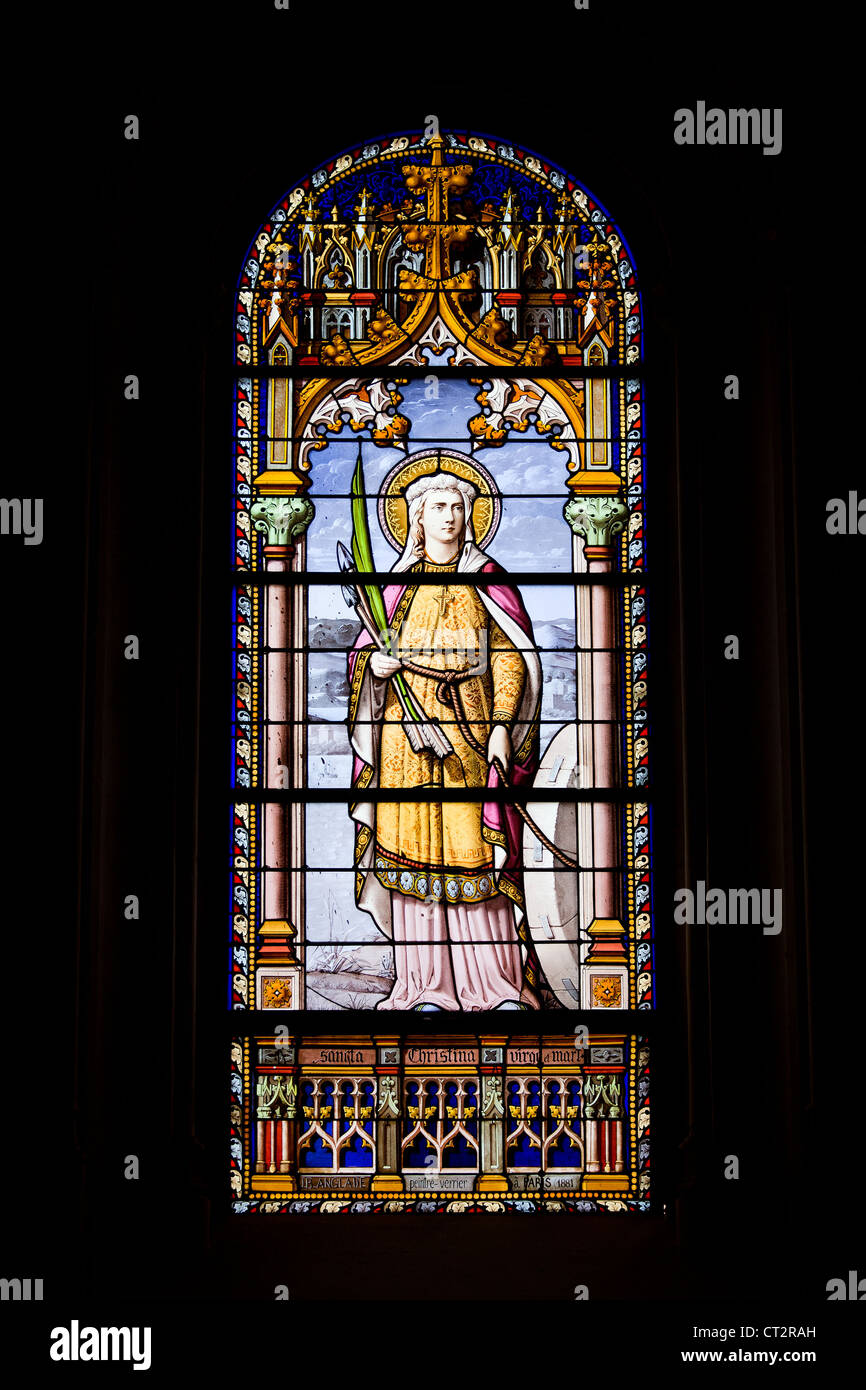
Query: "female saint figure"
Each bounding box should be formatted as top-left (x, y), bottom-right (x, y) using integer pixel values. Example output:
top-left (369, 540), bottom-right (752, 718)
top-left (347, 456), bottom-right (543, 1011)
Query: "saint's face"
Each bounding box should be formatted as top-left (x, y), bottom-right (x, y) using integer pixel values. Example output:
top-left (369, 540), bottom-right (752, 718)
top-left (422, 489), bottom-right (465, 547)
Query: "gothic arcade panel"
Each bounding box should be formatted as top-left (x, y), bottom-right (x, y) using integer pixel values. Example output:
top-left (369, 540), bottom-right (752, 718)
top-left (231, 1034), bottom-right (650, 1211)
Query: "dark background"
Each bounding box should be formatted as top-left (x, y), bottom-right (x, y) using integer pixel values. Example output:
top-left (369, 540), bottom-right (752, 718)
top-left (3, 1), bottom-right (861, 1363)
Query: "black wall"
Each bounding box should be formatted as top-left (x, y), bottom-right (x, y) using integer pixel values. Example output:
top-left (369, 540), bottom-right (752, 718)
top-left (6, 9), bottom-right (859, 1339)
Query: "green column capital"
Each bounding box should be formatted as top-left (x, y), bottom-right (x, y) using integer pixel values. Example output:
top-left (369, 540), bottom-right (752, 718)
top-left (563, 493), bottom-right (628, 548)
top-left (251, 495), bottom-right (315, 546)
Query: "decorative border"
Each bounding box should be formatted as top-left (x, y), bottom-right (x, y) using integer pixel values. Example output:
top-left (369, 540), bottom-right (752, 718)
top-left (232, 1198), bottom-right (653, 1214)
top-left (230, 804), bottom-right (254, 1009)
top-left (227, 133), bottom-right (653, 1208)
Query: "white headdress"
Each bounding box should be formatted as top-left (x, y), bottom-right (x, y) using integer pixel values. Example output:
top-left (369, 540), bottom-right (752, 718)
top-left (399, 469), bottom-right (478, 564)
top-left (405, 469), bottom-right (477, 518)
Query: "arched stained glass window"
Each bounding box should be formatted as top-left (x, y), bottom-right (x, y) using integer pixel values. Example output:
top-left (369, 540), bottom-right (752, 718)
top-left (229, 130), bottom-right (651, 1212)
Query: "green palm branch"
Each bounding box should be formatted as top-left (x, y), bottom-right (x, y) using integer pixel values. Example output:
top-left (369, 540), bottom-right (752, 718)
top-left (350, 448), bottom-right (424, 721)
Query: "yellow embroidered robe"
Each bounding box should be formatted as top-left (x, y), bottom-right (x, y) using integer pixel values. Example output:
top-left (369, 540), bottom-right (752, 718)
top-left (374, 560), bottom-right (525, 903)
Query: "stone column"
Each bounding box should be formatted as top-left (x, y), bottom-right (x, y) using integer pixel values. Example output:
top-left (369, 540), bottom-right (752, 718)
top-left (279, 1119), bottom-right (290, 1174)
top-left (283, 1045), bottom-right (303, 1189)
top-left (582, 1067), bottom-right (629, 1192)
top-left (279, 1064), bottom-right (298, 1184)
top-left (255, 1073), bottom-right (270, 1173)
top-left (564, 492), bottom-right (630, 997)
top-left (585, 1119), bottom-right (599, 1173)
top-left (371, 1039), bottom-right (404, 1194)
top-left (250, 489), bottom-right (315, 1011)
top-left (266, 1120), bottom-right (277, 1174)
top-left (608, 1071), bottom-right (624, 1174)
top-left (613, 1120), bottom-right (624, 1174)
top-left (477, 1040), bottom-right (507, 1194)
top-left (252, 1046), bottom-right (298, 1193)
top-left (496, 289), bottom-right (522, 335)
top-left (551, 290), bottom-right (571, 343)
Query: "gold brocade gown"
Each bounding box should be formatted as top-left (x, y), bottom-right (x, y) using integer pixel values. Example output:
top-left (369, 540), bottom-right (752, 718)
top-left (374, 559), bottom-right (525, 905)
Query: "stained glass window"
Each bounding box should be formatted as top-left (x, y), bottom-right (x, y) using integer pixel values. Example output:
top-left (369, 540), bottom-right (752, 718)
top-left (229, 130), bottom-right (651, 1212)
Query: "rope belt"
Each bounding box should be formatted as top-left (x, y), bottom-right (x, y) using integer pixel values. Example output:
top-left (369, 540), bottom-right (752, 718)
top-left (397, 658), bottom-right (579, 871)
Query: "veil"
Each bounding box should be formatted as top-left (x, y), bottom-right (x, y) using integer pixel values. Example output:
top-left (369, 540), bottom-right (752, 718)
top-left (392, 470), bottom-right (480, 571)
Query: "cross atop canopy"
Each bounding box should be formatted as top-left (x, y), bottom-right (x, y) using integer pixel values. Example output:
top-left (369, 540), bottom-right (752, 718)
top-left (400, 135), bottom-right (476, 282)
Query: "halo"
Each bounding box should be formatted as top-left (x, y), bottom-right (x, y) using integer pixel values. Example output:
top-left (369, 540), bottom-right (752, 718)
top-left (377, 448), bottom-right (501, 552)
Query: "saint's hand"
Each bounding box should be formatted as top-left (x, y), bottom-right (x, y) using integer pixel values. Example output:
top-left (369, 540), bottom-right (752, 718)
top-left (370, 652), bottom-right (402, 679)
top-left (487, 724), bottom-right (512, 776)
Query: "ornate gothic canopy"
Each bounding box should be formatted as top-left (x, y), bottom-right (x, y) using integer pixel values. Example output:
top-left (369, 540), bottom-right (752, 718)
top-left (237, 131), bottom-right (641, 498)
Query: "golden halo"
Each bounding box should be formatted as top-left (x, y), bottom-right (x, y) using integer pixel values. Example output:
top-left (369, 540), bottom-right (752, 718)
top-left (377, 448), bottom-right (501, 552)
